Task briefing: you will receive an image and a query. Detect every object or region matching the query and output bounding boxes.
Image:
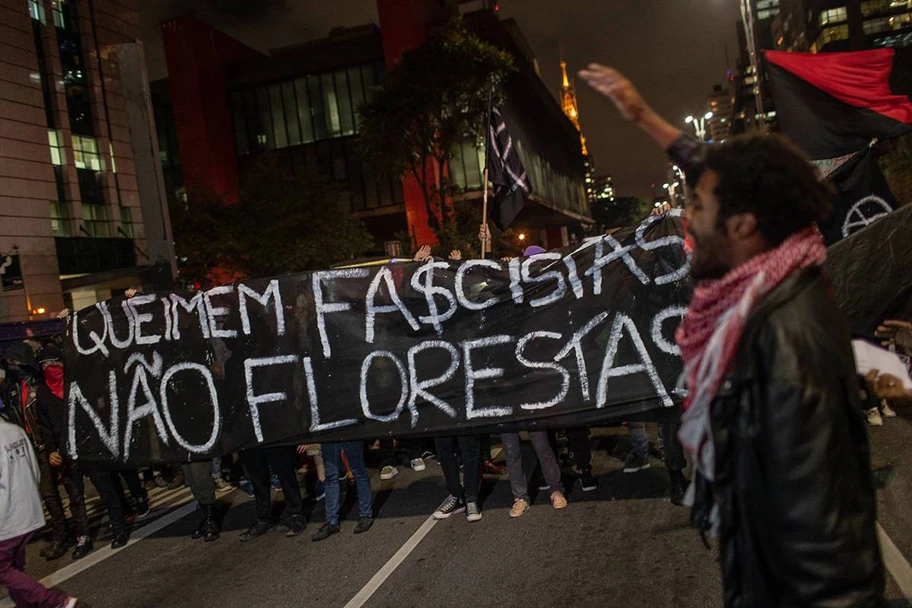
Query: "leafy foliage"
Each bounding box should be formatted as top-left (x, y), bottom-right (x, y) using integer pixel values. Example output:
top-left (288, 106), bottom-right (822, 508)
top-left (358, 18), bottom-right (515, 239)
top-left (170, 156), bottom-right (373, 284)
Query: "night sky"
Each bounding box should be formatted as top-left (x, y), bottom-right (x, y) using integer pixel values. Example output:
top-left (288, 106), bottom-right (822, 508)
top-left (141, 0), bottom-right (742, 200)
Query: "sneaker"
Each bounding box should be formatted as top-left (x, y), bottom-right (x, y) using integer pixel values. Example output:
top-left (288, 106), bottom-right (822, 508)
top-left (509, 498), bottom-right (530, 518)
top-left (354, 517), bottom-right (374, 534)
top-left (433, 495), bottom-right (466, 520)
top-left (314, 480), bottom-right (326, 501)
top-left (380, 465), bottom-right (398, 480)
top-left (60, 598), bottom-right (78, 608)
top-left (167, 470), bottom-right (185, 490)
top-left (270, 474), bottom-right (282, 492)
top-left (411, 458), bottom-right (426, 472)
top-left (286, 514), bottom-right (306, 537)
top-left (579, 469), bottom-right (598, 492)
top-left (882, 400), bottom-right (898, 418)
top-left (550, 491), bottom-right (568, 509)
top-left (214, 477), bottom-right (231, 491)
top-left (420, 450), bottom-right (436, 460)
top-left (465, 501), bottom-right (483, 522)
top-left (153, 474), bottom-right (168, 488)
top-left (135, 497), bottom-right (151, 519)
top-left (623, 452), bottom-right (650, 473)
top-left (239, 521), bottom-right (275, 542)
top-left (71, 536), bottom-right (93, 560)
top-left (867, 407), bottom-right (884, 426)
top-left (311, 522), bottom-right (340, 542)
top-left (241, 480), bottom-right (255, 497)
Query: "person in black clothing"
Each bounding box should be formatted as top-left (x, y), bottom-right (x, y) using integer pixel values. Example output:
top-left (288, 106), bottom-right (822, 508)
top-left (1, 342), bottom-right (91, 560)
top-left (238, 446), bottom-right (306, 541)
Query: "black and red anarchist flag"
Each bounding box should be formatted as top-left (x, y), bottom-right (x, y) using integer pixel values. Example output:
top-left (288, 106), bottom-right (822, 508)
top-left (766, 49), bottom-right (912, 244)
top-left (766, 49), bottom-right (912, 159)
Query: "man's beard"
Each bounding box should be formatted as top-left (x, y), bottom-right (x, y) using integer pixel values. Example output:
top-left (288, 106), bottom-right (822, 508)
top-left (689, 232), bottom-right (732, 281)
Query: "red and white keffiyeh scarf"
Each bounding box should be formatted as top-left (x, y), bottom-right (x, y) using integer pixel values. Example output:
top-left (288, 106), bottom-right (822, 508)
top-left (676, 225), bottom-right (826, 483)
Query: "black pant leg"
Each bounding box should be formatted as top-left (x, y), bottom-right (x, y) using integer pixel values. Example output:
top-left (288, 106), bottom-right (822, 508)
top-left (265, 446), bottom-right (303, 517)
top-left (240, 450), bottom-right (273, 523)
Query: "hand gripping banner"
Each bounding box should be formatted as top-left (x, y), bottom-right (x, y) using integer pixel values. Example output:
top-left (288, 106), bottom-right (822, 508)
top-left (65, 213), bottom-right (691, 465)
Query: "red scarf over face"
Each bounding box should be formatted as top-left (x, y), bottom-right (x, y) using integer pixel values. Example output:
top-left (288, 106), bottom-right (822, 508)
top-left (43, 363), bottom-right (64, 399)
top-left (675, 225), bottom-right (827, 482)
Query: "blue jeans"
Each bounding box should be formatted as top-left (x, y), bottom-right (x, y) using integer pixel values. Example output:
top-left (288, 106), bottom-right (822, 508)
top-left (322, 441), bottom-right (373, 525)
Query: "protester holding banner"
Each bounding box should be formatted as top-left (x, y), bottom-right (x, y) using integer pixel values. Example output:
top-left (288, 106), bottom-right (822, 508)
top-left (432, 436), bottom-right (483, 522)
top-left (580, 64), bottom-right (884, 607)
top-left (311, 441), bottom-right (373, 541)
top-left (501, 429), bottom-right (566, 517)
top-left (238, 446), bottom-right (306, 541)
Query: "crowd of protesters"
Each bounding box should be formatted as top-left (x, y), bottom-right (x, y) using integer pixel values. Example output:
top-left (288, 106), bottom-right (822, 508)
top-left (3, 64), bottom-right (912, 608)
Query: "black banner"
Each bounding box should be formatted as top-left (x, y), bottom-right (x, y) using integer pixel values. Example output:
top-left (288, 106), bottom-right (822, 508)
top-left (816, 146), bottom-right (897, 245)
top-left (65, 214), bottom-right (691, 465)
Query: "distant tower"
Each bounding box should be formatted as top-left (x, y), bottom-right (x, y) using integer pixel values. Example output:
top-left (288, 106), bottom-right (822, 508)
top-left (560, 60), bottom-right (588, 155)
top-left (560, 59), bottom-right (595, 202)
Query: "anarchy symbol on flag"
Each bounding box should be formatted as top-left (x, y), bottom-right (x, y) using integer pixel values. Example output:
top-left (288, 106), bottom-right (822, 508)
top-left (842, 195), bottom-right (892, 238)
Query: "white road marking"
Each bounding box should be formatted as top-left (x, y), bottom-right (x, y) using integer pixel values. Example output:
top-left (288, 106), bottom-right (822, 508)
top-left (878, 521), bottom-right (912, 600)
top-left (342, 508), bottom-right (443, 608)
top-left (343, 447), bottom-right (505, 608)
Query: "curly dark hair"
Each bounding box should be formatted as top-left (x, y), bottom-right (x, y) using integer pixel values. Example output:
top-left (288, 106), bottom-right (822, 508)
top-left (703, 134), bottom-right (834, 246)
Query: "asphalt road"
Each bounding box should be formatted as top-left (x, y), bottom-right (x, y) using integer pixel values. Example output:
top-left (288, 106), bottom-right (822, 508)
top-left (3, 424), bottom-right (912, 608)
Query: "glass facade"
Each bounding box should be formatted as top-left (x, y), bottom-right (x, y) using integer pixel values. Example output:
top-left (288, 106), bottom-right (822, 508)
top-left (230, 61), bottom-right (403, 212)
top-left (230, 62), bottom-right (382, 155)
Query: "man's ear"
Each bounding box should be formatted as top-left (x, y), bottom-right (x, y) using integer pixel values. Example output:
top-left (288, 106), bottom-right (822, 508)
top-left (725, 212), bottom-right (759, 240)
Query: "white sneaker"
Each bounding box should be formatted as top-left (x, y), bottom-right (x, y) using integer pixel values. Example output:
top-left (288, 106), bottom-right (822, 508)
top-left (380, 466), bottom-right (398, 480)
top-left (61, 598), bottom-right (78, 608)
top-left (881, 400), bottom-right (898, 418)
top-left (465, 502), bottom-right (483, 522)
top-left (867, 407), bottom-right (884, 426)
top-left (411, 458), bottom-right (426, 472)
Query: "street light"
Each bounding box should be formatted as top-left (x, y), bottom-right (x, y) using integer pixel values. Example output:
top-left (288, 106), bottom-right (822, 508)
top-left (685, 112), bottom-right (712, 141)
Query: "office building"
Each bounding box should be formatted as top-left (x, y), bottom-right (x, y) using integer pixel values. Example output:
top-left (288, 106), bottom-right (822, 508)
top-left (0, 0), bottom-right (176, 322)
top-left (774, 0), bottom-right (912, 52)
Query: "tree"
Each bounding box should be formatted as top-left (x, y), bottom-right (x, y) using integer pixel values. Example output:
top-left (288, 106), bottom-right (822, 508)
top-left (170, 155), bottom-right (374, 284)
top-left (358, 18), bottom-right (515, 248)
top-left (590, 196), bottom-right (652, 232)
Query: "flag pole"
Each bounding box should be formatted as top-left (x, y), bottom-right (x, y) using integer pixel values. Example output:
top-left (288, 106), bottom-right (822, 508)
top-left (481, 167), bottom-right (489, 258)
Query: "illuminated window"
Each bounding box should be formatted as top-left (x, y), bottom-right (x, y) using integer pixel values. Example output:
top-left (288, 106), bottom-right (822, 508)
top-left (865, 17), bottom-right (891, 34)
top-left (27, 0), bottom-right (45, 22)
top-left (862, 0), bottom-right (892, 14)
top-left (72, 135), bottom-right (103, 171)
top-left (108, 142), bottom-right (116, 173)
top-left (49, 201), bottom-right (68, 236)
top-left (51, 0), bottom-right (65, 28)
top-left (819, 7), bottom-right (848, 25)
top-left (817, 24), bottom-right (850, 48)
top-left (47, 130), bottom-right (64, 166)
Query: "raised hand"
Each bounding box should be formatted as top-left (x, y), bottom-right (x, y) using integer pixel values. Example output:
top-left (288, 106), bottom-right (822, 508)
top-left (449, 250), bottom-right (463, 261)
top-left (413, 245), bottom-right (433, 263)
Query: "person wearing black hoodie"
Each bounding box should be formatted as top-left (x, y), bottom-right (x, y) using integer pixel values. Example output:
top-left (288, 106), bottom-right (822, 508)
top-left (0, 342), bottom-right (91, 560)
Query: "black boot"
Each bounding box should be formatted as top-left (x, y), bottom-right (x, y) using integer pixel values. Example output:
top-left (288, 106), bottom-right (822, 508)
top-left (44, 539), bottom-right (72, 561)
top-left (192, 504), bottom-right (220, 542)
top-left (111, 529), bottom-right (130, 549)
top-left (669, 470), bottom-right (687, 507)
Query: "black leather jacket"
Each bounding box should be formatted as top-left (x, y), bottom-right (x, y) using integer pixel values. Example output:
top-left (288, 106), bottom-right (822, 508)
top-left (692, 267), bottom-right (885, 608)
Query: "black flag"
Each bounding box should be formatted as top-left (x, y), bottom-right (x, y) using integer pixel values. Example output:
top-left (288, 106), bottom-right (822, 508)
top-left (486, 104), bottom-right (531, 229)
top-left (816, 145), bottom-right (897, 245)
